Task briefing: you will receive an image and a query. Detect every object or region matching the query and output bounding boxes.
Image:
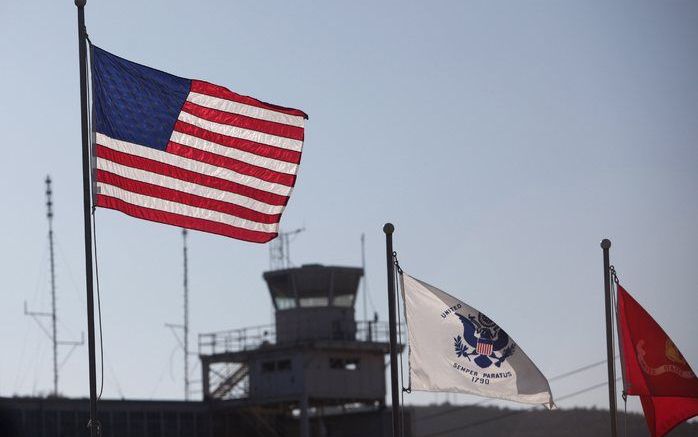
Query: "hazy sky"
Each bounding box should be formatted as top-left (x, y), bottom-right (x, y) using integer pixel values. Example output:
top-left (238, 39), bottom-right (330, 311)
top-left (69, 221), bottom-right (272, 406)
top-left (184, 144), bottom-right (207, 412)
top-left (1, 0), bottom-right (697, 414)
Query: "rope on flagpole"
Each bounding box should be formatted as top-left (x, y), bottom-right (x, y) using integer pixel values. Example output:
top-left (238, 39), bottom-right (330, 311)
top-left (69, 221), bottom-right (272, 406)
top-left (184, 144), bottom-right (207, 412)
top-left (610, 265), bottom-right (619, 285)
top-left (85, 37), bottom-right (105, 405)
top-left (393, 252), bottom-right (409, 393)
top-left (623, 391), bottom-right (628, 437)
top-left (92, 208), bottom-right (104, 402)
top-left (609, 265), bottom-right (627, 437)
top-left (392, 252), bottom-right (403, 275)
top-left (393, 252), bottom-right (408, 437)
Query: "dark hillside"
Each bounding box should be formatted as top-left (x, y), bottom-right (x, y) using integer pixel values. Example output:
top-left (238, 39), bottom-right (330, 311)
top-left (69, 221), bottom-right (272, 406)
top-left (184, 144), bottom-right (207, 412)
top-left (410, 404), bottom-right (698, 437)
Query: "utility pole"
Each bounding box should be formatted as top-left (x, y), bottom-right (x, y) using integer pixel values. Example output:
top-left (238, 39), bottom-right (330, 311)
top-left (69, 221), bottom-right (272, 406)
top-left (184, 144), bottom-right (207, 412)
top-left (25, 175), bottom-right (83, 397)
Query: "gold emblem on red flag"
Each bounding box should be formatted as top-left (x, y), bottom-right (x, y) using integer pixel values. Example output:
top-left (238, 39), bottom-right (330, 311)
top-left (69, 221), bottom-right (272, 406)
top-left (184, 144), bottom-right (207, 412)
top-left (665, 338), bottom-right (687, 365)
top-left (636, 340), bottom-right (695, 379)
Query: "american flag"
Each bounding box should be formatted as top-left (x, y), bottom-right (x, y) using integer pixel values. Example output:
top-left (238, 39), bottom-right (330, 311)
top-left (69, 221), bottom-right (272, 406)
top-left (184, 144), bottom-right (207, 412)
top-left (476, 340), bottom-right (493, 356)
top-left (90, 46), bottom-right (307, 243)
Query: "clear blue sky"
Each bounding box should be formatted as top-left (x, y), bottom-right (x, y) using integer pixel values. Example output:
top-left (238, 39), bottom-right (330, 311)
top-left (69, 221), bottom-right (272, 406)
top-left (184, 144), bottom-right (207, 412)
top-left (1, 0), bottom-right (696, 414)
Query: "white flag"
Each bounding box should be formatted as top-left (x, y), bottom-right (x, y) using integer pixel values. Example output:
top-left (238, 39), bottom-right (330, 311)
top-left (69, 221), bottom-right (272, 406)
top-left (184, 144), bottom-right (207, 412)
top-left (401, 272), bottom-right (555, 408)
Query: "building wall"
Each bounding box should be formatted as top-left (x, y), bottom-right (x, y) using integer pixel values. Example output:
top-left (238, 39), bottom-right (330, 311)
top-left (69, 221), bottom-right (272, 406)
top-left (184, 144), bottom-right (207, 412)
top-left (275, 307), bottom-right (356, 343)
top-left (248, 350), bottom-right (304, 399)
top-left (304, 351), bottom-right (386, 401)
top-left (0, 397), bottom-right (402, 437)
top-left (246, 348), bottom-right (386, 403)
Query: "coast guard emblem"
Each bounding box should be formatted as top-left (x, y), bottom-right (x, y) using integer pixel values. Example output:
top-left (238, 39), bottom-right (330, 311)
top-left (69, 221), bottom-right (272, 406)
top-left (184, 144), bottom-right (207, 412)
top-left (454, 313), bottom-right (516, 369)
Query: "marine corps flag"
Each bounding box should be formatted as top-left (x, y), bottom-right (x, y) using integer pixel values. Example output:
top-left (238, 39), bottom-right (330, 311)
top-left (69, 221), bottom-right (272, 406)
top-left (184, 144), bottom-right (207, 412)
top-left (401, 273), bottom-right (555, 408)
top-left (616, 284), bottom-right (698, 437)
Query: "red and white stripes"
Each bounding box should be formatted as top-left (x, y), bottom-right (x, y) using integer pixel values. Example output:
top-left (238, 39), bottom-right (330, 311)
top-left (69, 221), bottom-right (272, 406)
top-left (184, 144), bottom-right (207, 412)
top-left (94, 80), bottom-right (307, 243)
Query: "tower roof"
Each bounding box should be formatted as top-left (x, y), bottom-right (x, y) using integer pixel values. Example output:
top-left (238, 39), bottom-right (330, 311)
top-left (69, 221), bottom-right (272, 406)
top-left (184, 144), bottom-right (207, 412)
top-left (263, 264), bottom-right (363, 310)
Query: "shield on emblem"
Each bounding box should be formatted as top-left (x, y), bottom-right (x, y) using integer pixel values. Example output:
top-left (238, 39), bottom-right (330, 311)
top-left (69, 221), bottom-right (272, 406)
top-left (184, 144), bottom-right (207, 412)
top-left (477, 339), bottom-right (493, 356)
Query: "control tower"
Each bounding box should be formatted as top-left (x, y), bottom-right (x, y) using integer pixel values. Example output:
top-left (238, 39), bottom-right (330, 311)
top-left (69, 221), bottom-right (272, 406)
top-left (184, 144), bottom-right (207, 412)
top-left (198, 264), bottom-right (394, 436)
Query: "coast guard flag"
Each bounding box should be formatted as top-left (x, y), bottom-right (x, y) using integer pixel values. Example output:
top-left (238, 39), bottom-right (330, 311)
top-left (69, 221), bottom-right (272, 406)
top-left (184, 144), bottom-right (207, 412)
top-left (91, 46), bottom-right (307, 243)
top-left (616, 284), bottom-right (698, 437)
top-left (401, 273), bottom-right (555, 408)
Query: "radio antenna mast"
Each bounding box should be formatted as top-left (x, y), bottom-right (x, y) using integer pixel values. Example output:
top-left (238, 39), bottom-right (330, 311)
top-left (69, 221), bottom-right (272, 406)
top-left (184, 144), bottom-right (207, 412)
top-left (269, 227), bottom-right (305, 270)
top-left (183, 229), bottom-right (190, 400)
top-left (24, 175), bottom-right (84, 396)
top-left (361, 233), bottom-right (368, 323)
top-left (165, 228), bottom-right (191, 400)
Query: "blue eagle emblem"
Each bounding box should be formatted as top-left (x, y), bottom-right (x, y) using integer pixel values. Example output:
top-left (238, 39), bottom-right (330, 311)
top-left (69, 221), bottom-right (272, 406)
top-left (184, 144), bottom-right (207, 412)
top-left (454, 313), bottom-right (516, 369)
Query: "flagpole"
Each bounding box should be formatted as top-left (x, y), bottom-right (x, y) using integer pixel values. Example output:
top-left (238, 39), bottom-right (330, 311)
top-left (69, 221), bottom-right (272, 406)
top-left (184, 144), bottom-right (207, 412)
top-left (383, 223), bottom-right (400, 437)
top-left (601, 238), bottom-right (618, 437)
top-left (75, 1), bottom-right (99, 435)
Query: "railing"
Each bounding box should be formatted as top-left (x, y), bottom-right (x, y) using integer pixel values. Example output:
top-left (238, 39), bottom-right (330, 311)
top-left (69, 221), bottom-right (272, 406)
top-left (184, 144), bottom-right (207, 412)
top-left (198, 320), bottom-right (405, 356)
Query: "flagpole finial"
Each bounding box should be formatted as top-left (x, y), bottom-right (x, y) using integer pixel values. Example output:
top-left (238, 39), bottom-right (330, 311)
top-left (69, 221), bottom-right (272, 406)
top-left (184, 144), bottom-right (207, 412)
top-left (75, 0), bottom-right (86, 7)
top-left (601, 239), bottom-right (611, 250)
top-left (383, 223), bottom-right (394, 235)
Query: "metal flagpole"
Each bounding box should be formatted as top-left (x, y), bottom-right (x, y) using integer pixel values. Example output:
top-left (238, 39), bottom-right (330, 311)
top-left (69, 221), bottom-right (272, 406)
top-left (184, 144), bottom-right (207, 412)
top-left (601, 238), bottom-right (618, 437)
top-left (75, 0), bottom-right (100, 435)
top-left (383, 223), bottom-right (400, 437)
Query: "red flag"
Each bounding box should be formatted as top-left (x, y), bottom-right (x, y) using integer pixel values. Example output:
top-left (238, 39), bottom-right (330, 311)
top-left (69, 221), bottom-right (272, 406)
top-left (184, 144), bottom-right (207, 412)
top-left (616, 284), bottom-right (698, 437)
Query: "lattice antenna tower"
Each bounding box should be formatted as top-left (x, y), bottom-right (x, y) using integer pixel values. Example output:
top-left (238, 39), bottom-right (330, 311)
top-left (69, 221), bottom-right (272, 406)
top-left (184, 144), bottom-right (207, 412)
top-left (165, 229), bottom-right (193, 400)
top-left (24, 175), bottom-right (84, 396)
top-left (269, 227), bottom-right (305, 270)
top-left (361, 233), bottom-right (367, 323)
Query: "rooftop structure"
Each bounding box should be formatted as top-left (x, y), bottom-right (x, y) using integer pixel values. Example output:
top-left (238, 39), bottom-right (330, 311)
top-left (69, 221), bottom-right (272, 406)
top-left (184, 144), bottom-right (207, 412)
top-left (198, 264), bottom-right (396, 437)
